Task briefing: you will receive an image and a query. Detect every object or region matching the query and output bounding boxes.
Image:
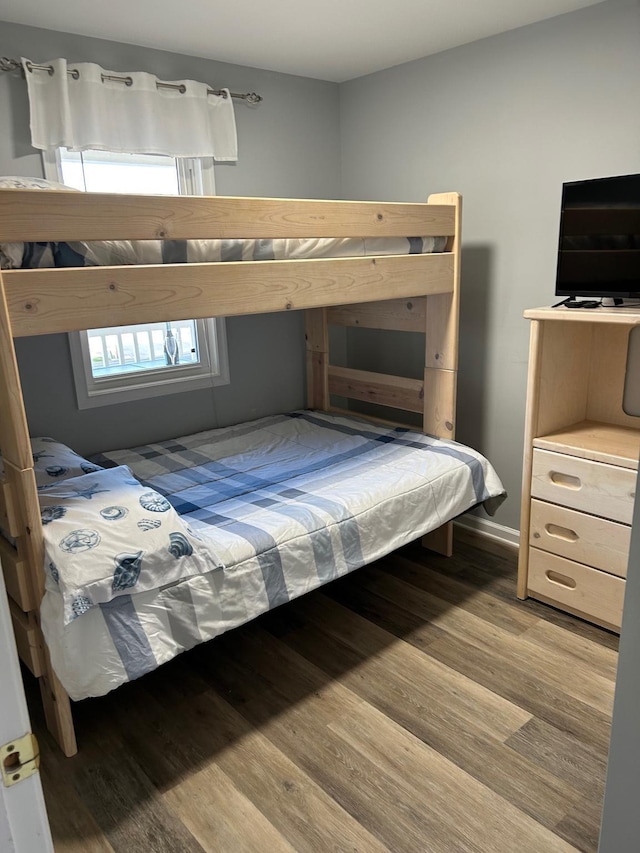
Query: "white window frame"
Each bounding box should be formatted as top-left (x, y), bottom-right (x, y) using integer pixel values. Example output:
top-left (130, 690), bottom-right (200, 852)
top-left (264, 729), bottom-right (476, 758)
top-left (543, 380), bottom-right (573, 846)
top-left (42, 150), bottom-right (229, 409)
top-left (68, 317), bottom-right (229, 409)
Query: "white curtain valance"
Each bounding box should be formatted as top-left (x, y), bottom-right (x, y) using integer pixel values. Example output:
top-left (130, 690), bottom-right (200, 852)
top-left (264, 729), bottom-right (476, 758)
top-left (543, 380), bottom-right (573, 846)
top-left (22, 57), bottom-right (238, 161)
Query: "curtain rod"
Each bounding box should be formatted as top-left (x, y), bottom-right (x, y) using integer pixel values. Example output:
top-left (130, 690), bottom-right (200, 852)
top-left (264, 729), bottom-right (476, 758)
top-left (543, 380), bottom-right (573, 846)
top-left (0, 56), bottom-right (262, 104)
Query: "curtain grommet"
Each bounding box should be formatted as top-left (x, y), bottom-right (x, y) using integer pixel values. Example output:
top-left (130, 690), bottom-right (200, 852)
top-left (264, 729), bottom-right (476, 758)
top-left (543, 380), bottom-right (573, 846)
top-left (23, 60), bottom-right (54, 76)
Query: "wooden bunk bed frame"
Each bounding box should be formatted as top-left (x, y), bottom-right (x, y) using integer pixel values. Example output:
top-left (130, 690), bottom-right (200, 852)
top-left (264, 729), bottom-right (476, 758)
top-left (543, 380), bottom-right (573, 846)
top-left (0, 188), bottom-right (461, 756)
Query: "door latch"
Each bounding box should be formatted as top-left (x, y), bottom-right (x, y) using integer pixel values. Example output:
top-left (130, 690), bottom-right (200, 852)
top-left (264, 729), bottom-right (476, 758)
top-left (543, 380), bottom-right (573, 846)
top-left (1, 733), bottom-right (40, 787)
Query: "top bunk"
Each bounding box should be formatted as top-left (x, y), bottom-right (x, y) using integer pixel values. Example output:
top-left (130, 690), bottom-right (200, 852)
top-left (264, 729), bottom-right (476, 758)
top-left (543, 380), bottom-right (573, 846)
top-left (0, 189), bottom-right (460, 337)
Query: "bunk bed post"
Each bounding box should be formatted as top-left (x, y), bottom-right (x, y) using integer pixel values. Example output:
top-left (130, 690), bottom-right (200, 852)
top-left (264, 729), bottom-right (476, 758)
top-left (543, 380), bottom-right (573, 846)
top-left (421, 192), bottom-right (462, 557)
top-left (305, 308), bottom-right (330, 410)
top-left (0, 270), bottom-right (77, 757)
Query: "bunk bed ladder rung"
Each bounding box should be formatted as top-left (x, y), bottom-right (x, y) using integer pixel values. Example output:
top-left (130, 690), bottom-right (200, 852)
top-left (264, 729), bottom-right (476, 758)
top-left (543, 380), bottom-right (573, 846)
top-left (328, 365), bottom-right (424, 414)
top-left (326, 297), bottom-right (427, 332)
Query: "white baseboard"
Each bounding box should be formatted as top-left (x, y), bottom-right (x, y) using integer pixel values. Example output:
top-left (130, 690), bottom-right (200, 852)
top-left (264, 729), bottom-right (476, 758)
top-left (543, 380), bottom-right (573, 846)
top-left (454, 515), bottom-right (520, 550)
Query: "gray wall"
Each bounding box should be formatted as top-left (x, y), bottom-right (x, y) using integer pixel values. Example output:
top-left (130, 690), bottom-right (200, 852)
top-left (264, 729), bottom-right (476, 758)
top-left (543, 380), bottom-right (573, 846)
top-left (339, 0), bottom-right (640, 530)
top-left (0, 20), bottom-right (341, 454)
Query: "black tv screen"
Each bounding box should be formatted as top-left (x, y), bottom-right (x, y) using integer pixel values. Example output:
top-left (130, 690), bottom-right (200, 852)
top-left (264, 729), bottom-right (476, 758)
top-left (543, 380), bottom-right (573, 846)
top-left (555, 173), bottom-right (640, 299)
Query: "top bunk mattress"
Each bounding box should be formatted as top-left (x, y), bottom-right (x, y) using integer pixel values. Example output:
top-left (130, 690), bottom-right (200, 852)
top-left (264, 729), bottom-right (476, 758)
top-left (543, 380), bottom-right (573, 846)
top-left (33, 411), bottom-right (505, 699)
top-left (0, 177), bottom-right (446, 270)
top-left (1, 234), bottom-right (447, 270)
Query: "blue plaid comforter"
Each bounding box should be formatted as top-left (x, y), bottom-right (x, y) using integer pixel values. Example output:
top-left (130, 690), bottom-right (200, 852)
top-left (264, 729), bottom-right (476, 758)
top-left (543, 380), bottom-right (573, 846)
top-left (39, 411), bottom-right (505, 700)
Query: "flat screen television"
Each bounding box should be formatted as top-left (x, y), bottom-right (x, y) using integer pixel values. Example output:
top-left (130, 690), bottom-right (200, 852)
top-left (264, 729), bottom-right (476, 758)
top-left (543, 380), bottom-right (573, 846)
top-left (555, 172), bottom-right (640, 302)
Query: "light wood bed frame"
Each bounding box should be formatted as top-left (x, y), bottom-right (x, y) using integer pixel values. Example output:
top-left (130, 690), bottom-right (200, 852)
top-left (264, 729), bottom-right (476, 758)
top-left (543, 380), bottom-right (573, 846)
top-left (0, 188), bottom-right (461, 756)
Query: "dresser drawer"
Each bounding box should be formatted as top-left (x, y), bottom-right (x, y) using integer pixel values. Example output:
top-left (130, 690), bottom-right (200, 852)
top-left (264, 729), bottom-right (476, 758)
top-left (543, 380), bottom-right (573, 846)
top-left (531, 448), bottom-right (636, 524)
top-left (529, 500), bottom-right (630, 578)
top-left (528, 548), bottom-right (625, 631)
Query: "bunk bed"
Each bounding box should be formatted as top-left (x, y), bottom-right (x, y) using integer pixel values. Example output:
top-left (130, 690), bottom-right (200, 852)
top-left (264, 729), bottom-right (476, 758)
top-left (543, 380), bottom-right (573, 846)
top-left (0, 187), bottom-right (504, 756)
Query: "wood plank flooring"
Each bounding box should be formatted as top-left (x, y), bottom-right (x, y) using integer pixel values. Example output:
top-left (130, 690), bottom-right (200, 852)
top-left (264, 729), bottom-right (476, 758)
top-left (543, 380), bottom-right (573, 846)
top-left (29, 532), bottom-right (618, 852)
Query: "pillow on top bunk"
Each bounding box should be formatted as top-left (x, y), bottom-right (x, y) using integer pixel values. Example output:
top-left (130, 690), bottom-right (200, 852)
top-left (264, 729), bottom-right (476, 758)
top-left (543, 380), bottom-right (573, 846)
top-left (0, 176), bottom-right (74, 191)
top-left (0, 437), bottom-right (103, 489)
top-left (0, 177), bottom-right (78, 270)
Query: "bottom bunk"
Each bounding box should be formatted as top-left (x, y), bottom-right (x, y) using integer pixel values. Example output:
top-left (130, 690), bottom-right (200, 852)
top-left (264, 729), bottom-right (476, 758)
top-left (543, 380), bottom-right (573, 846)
top-left (6, 410), bottom-right (505, 703)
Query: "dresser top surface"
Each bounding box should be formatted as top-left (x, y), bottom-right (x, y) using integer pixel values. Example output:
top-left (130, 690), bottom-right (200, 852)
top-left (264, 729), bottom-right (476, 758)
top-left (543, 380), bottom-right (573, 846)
top-left (533, 420), bottom-right (640, 470)
top-left (524, 306), bottom-right (640, 325)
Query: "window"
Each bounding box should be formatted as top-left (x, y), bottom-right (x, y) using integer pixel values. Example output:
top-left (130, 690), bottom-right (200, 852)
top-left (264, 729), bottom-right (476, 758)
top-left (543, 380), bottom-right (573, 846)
top-left (43, 149), bottom-right (229, 408)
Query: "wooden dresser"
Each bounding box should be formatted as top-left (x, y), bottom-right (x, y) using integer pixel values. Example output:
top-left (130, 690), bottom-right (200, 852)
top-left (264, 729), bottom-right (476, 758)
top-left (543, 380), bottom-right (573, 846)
top-left (519, 307), bottom-right (640, 632)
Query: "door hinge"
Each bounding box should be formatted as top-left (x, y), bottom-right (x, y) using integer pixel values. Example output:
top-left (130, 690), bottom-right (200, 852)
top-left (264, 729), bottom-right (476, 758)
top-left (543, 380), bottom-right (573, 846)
top-left (1, 733), bottom-right (40, 787)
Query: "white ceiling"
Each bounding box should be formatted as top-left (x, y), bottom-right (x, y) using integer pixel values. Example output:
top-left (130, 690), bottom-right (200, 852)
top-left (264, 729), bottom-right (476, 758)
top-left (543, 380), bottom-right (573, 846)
top-left (0, 0), bottom-right (605, 82)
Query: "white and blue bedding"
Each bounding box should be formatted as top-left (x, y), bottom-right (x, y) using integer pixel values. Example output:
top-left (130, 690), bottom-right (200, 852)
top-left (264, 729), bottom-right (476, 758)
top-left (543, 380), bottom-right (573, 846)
top-left (0, 177), bottom-right (446, 269)
top-left (0, 438), bottom-right (104, 547)
top-left (0, 436), bottom-right (103, 487)
top-left (39, 465), bottom-right (221, 624)
top-left (1, 234), bottom-right (446, 270)
top-left (36, 411), bottom-right (505, 700)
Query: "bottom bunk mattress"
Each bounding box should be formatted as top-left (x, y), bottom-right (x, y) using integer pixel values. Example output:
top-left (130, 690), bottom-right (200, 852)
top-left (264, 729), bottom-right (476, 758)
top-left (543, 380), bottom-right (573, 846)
top-left (38, 411), bottom-right (506, 700)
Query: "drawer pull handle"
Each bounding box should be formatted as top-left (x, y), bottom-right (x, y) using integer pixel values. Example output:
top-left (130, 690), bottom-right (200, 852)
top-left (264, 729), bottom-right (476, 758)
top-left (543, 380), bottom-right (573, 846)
top-left (546, 570), bottom-right (577, 589)
top-left (549, 472), bottom-right (581, 490)
top-left (545, 523), bottom-right (578, 542)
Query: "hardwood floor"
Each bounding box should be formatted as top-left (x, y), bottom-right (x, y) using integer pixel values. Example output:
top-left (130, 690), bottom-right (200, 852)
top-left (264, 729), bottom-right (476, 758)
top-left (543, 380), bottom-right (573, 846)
top-left (31, 533), bottom-right (618, 852)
